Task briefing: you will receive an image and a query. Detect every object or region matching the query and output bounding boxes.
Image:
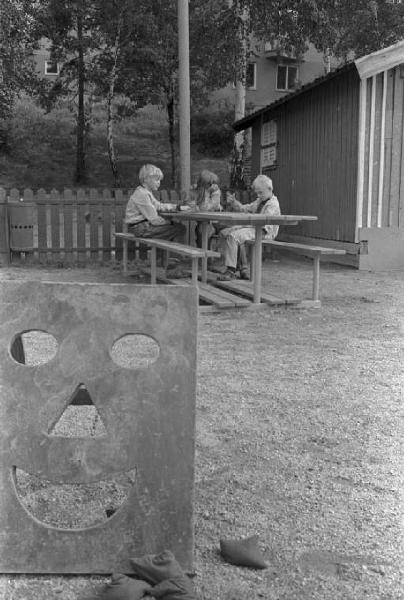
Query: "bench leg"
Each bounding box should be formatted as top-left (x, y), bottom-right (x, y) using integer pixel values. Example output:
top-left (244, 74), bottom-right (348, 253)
top-left (150, 247), bottom-right (157, 284)
top-left (191, 257), bottom-right (199, 286)
top-left (312, 255), bottom-right (320, 301)
top-left (252, 228), bottom-right (263, 304)
top-left (123, 238), bottom-right (128, 275)
top-left (201, 223), bottom-right (209, 284)
top-left (249, 244), bottom-right (255, 282)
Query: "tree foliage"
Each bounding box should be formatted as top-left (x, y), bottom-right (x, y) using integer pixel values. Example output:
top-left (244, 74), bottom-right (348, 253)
top-left (2, 0), bottom-right (403, 182)
top-left (232, 0), bottom-right (404, 61)
top-left (317, 0), bottom-right (404, 59)
top-left (91, 0), bottom-right (241, 184)
top-left (0, 0), bottom-right (42, 149)
top-left (29, 0), bottom-right (241, 184)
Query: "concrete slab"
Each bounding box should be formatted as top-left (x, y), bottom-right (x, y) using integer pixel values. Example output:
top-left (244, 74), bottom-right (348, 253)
top-left (359, 227), bottom-right (404, 270)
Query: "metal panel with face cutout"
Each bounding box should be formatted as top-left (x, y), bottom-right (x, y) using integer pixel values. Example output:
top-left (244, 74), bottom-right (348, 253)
top-left (0, 281), bottom-right (198, 573)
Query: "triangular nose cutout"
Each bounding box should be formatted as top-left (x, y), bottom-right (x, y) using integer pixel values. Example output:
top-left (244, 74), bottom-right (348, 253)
top-left (70, 383), bottom-right (93, 406)
top-left (48, 384), bottom-right (108, 438)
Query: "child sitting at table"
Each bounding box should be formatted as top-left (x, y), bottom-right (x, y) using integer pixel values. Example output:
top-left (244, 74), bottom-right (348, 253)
top-left (194, 169), bottom-right (222, 248)
top-left (218, 174), bottom-right (281, 280)
top-left (125, 164), bottom-right (186, 242)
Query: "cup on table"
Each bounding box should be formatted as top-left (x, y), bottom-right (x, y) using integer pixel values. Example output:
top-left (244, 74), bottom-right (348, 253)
top-left (225, 191), bottom-right (237, 210)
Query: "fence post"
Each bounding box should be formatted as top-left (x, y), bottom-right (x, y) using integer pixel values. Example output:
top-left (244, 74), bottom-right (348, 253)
top-left (0, 188), bottom-right (10, 266)
top-left (102, 189), bottom-right (112, 262)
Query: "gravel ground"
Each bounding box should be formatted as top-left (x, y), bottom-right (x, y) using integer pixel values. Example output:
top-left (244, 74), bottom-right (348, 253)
top-left (0, 257), bottom-right (403, 600)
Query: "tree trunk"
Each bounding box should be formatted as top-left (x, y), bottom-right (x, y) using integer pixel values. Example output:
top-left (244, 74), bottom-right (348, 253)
top-left (106, 9), bottom-right (123, 188)
top-left (230, 80), bottom-right (247, 189)
top-left (75, 1), bottom-right (86, 184)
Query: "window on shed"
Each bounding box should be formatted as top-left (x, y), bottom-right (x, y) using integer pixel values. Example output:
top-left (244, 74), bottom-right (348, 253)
top-left (261, 120), bottom-right (277, 146)
top-left (276, 65), bottom-right (298, 91)
top-left (260, 119), bottom-right (277, 169)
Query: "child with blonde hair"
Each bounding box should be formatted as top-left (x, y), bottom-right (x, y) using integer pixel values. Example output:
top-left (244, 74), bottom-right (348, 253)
top-left (125, 164), bottom-right (185, 242)
top-left (194, 169), bottom-right (222, 248)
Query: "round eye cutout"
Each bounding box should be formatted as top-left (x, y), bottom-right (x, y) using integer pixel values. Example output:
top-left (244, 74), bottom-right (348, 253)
top-left (110, 334), bottom-right (160, 369)
top-left (10, 330), bottom-right (58, 366)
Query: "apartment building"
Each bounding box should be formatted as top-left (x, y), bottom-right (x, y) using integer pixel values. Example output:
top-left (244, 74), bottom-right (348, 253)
top-left (212, 40), bottom-right (335, 113)
top-left (32, 38), bottom-right (61, 79)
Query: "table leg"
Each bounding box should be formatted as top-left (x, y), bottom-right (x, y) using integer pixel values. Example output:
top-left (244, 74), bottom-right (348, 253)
top-left (191, 257), bottom-right (199, 286)
top-left (201, 222), bottom-right (209, 284)
top-left (312, 255), bottom-right (320, 301)
top-left (253, 227), bottom-right (263, 304)
top-left (150, 247), bottom-right (157, 284)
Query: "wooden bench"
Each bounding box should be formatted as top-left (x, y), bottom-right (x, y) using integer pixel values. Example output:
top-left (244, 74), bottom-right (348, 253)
top-left (246, 239), bottom-right (346, 303)
top-left (114, 232), bottom-right (220, 285)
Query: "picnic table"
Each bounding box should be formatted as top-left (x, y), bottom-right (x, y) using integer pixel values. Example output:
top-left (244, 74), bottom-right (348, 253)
top-left (163, 211), bottom-right (318, 304)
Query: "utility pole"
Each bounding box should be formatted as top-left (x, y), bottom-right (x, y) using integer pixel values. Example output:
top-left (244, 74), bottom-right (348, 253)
top-left (177, 0), bottom-right (191, 201)
top-left (230, 6), bottom-right (248, 189)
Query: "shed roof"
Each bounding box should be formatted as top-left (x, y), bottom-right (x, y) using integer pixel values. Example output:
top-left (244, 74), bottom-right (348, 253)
top-left (354, 38), bottom-right (404, 79)
top-left (233, 39), bottom-right (404, 132)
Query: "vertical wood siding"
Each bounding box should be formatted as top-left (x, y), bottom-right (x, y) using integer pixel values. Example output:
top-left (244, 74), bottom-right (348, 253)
top-left (259, 68), bottom-right (361, 242)
top-left (250, 68), bottom-right (361, 242)
top-left (355, 65), bottom-right (404, 229)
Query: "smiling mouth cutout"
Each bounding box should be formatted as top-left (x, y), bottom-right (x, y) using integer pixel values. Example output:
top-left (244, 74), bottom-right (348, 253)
top-left (13, 466), bottom-right (136, 530)
top-left (13, 383), bottom-right (137, 530)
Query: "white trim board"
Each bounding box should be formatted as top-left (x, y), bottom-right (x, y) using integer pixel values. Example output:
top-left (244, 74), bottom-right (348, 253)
top-left (355, 40), bottom-right (404, 79)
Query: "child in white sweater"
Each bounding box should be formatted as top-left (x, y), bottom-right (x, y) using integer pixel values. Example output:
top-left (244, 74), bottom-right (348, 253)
top-left (194, 169), bottom-right (222, 248)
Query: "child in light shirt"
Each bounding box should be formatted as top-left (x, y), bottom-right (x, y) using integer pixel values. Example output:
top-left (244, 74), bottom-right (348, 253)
top-left (194, 170), bottom-right (222, 248)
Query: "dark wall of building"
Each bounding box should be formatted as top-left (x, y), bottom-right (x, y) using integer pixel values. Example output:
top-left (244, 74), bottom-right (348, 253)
top-left (251, 68), bottom-right (361, 242)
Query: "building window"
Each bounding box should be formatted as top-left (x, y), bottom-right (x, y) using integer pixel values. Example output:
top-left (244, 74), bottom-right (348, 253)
top-left (246, 63), bottom-right (257, 90)
top-left (276, 65), bottom-right (298, 91)
top-left (260, 119), bottom-right (277, 169)
top-left (45, 60), bottom-right (60, 75)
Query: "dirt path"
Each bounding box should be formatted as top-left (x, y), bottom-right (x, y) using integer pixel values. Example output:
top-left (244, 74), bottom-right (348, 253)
top-left (0, 259), bottom-right (403, 599)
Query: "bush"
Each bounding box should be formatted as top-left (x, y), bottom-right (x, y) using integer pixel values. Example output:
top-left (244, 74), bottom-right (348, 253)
top-left (8, 97), bottom-right (75, 161)
top-left (191, 108), bottom-right (234, 157)
top-left (118, 104), bottom-right (168, 139)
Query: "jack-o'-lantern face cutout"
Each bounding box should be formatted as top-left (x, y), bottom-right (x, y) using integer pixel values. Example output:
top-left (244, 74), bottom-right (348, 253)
top-left (0, 282), bottom-right (197, 574)
top-left (10, 331), bottom-right (158, 529)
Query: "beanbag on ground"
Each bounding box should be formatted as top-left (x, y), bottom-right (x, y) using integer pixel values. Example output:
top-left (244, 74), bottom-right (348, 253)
top-left (151, 576), bottom-right (197, 599)
top-left (130, 550), bottom-right (197, 599)
top-left (219, 535), bottom-right (268, 569)
top-left (130, 550), bottom-right (186, 584)
top-left (98, 573), bottom-right (151, 600)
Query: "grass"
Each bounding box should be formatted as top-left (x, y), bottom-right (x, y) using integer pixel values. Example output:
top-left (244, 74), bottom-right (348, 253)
top-left (0, 102), bottom-right (230, 191)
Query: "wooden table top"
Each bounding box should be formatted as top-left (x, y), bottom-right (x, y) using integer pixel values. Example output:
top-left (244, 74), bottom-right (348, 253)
top-left (161, 211), bottom-right (318, 226)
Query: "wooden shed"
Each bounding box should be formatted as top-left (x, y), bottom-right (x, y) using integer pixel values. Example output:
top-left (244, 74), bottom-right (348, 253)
top-left (234, 41), bottom-right (404, 270)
